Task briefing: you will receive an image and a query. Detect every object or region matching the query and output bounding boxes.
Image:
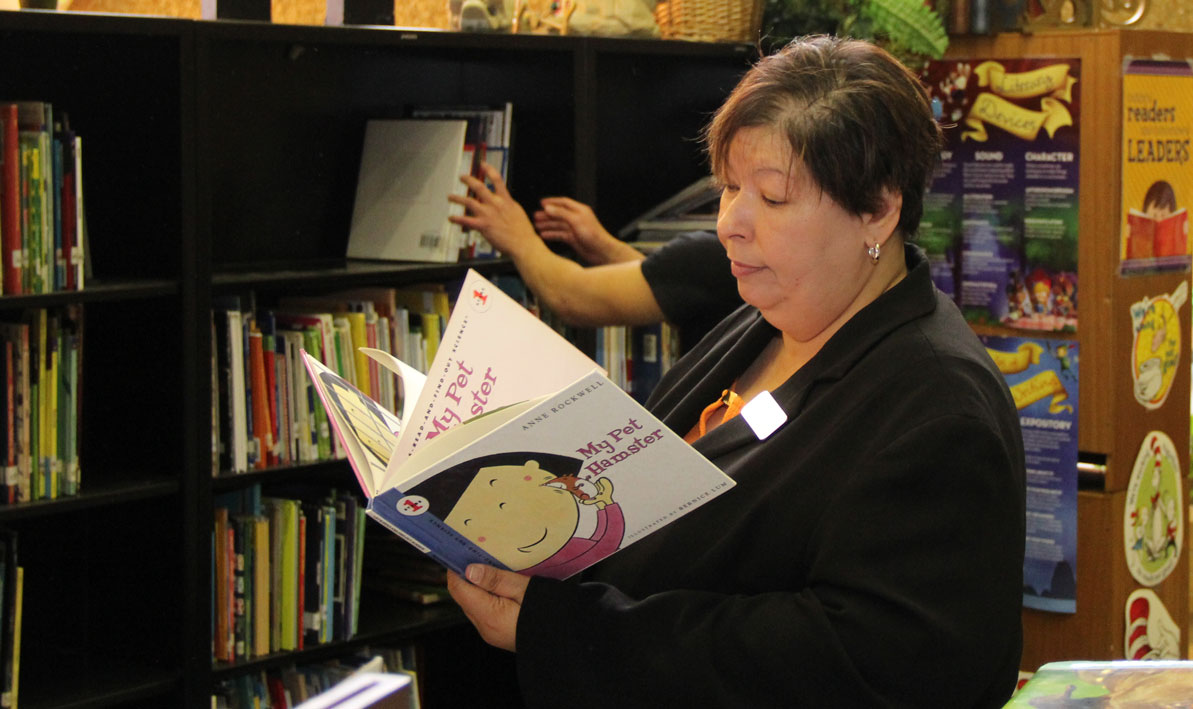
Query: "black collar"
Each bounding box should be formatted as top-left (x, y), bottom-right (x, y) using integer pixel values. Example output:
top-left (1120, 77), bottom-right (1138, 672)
top-left (672, 244), bottom-right (938, 457)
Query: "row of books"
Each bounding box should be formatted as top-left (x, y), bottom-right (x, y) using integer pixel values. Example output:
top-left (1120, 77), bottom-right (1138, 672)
top-left (211, 277), bottom-right (537, 477)
top-left (213, 485), bottom-right (366, 665)
top-left (594, 322), bottom-right (681, 405)
top-left (212, 644), bottom-right (423, 709)
top-left (346, 103), bottom-right (512, 264)
top-left (210, 285), bottom-right (455, 476)
top-left (0, 102), bottom-right (86, 296)
top-left (0, 530), bottom-right (21, 709)
top-left (0, 307), bottom-right (83, 504)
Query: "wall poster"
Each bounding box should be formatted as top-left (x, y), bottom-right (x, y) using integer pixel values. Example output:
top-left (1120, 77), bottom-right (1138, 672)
top-left (1119, 59), bottom-right (1193, 275)
top-left (983, 334), bottom-right (1079, 613)
top-left (923, 58), bottom-right (1080, 333)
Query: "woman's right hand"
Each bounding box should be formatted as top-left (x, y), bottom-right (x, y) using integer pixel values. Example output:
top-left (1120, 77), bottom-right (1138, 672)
top-left (448, 163), bottom-right (540, 259)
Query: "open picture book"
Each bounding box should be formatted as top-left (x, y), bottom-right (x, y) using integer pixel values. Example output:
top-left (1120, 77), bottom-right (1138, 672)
top-left (301, 269), bottom-right (734, 580)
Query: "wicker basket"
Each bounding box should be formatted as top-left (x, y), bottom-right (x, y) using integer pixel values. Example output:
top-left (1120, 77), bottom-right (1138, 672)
top-left (653, 0), bottom-right (763, 42)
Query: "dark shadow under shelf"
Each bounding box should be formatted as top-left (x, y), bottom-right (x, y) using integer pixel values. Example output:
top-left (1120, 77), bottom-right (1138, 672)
top-left (21, 662), bottom-right (181, 709)
top-left (210, 601), bottom-right (465, 681)
top-left (0, 278), bottom-right (178, 310)
top-left (0, 477), bottom-right (179, 522)
top-left (212, 258), bottom-right (515, 293)
top-left (211, 459), bottom-right (350, 492)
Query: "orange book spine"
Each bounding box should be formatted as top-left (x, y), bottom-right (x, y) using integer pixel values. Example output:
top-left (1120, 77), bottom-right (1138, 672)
top-left (247, 328), bottom-right (272, 470)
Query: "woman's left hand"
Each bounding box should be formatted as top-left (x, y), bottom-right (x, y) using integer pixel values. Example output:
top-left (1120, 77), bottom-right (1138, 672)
top-left (446, 564), bottom-right (530, 652)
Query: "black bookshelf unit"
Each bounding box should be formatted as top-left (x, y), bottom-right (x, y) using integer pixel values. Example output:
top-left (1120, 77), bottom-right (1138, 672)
top-left (0, 9), bottom-right (751, 707)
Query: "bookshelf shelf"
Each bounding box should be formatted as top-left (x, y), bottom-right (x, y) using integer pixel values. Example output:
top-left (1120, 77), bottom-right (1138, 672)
top-left (22, 667), bottom-right (181, 709)
top-left (0, 479), bottom-right (179, 522)
top-left (211, 259), bottom-right (514, 293)
top-left (0, 9), bottom-right (752, 706)
top-left (209, 603), bottom-right (464, 682)
top-left (210, 460), bottom-right (349, 492)
top-left (0, 280), bottom-right (178, 311)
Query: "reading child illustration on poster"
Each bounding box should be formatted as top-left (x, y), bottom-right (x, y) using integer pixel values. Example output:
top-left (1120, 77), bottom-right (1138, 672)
top-left (1126, 179), bottom-right (1189, 262)
top-left (402, 451), bottom-right (624, 579)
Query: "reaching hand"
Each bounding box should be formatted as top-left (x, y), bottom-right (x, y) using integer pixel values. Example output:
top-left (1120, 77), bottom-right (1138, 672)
top-left (447, 564), bottom-right (530, 652)
top-left (448, 163), bottom-right (541, 259)
top-left (533, 197), bottom-right (625, 265)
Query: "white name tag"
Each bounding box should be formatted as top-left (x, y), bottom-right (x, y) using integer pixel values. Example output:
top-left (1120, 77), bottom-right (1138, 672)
top-left (741, 390), bottom-right (786, 440)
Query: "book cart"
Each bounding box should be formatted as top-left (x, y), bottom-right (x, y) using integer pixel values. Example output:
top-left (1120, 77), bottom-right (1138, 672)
top-left (0, 9), bottom-right (753, 708)
top-left (947, 30), bottom-right (1193, 670)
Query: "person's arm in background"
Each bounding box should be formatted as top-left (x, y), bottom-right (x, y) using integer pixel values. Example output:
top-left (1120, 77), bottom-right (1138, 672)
top-left (532, 197), bottom-right (645, 266)
top-left (449, 163), bottom-right (664, 328)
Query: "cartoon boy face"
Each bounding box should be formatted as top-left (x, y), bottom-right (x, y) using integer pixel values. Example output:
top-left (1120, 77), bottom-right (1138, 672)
top-left (444, 460), bottom-right (579, 570)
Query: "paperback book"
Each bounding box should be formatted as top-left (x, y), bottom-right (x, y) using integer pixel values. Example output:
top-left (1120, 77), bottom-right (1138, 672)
top-left (302, 270), bottom-right (733, 579)
top-left (345, 119), bottom-right (471, 264)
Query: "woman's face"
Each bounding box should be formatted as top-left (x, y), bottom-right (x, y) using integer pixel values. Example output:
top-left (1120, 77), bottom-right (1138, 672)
top-left (717, 125), bottom-right (891, 342)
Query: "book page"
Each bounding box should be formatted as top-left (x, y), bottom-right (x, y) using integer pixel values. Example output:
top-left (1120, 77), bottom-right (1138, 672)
top-left (387, 269), bottom-right (600, 465)
top-left (301, 350), bottom-right (402, 497)
top-left (361, 347), bottom-right (426, 424)
top-left (380, 395), bottom-right (546, 492)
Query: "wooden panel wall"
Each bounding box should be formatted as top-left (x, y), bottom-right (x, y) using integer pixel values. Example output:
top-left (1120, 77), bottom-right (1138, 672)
top-left (948, 29), bottom-right (1193, 669)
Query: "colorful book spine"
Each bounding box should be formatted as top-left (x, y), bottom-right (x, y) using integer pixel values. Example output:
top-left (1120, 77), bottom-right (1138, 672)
top-left (0, 105), bottom-right (19, 295)
top-left (252, 514), bottom-right (270, 658)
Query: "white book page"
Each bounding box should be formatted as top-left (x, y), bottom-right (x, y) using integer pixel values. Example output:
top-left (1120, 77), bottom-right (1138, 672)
top-left (361, 346), bottom-right (426, 425)
top-left (302, 351), bottom-right (402, 497)
top-left (388, 269), bottom-right (601, 467)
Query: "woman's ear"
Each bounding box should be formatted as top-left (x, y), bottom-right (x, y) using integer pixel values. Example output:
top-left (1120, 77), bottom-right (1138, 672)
top-left (863, 187), bottom-right (903, 244)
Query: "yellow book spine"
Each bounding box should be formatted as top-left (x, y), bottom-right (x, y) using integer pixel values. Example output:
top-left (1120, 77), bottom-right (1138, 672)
top-left (10, 566), bottom-right (22, 709)
top-left (346, 312), bottom-right (370, 399)
top-left (279, 500), bottom-right (298, 651)
top-left (253, 516), bottom-right (270, 658)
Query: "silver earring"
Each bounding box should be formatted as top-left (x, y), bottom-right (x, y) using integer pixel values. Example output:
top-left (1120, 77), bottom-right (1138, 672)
top-left (867, 242), bottom-right (881, 263)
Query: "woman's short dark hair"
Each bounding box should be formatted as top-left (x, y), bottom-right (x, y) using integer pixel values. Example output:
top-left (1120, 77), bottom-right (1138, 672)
top-left (704, 35), bottom-right (943, 238)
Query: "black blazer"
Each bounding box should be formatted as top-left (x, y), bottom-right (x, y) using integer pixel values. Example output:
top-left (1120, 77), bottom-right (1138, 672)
top-left (517, 245), bottom-right (1027, 709)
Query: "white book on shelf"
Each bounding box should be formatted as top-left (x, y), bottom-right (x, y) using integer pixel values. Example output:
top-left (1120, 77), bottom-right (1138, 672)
top-left (346, 119), bottom-right (470, 264)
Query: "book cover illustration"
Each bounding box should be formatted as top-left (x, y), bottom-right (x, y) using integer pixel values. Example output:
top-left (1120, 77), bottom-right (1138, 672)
top-left (1007, 660), bottom-right (1193, 707)
top-left (302, 270), bottom-right (734, 580)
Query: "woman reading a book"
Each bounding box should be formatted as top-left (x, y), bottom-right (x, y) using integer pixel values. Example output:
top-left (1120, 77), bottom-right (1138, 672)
top-left (447, 35), bottom-right (1026, 708)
